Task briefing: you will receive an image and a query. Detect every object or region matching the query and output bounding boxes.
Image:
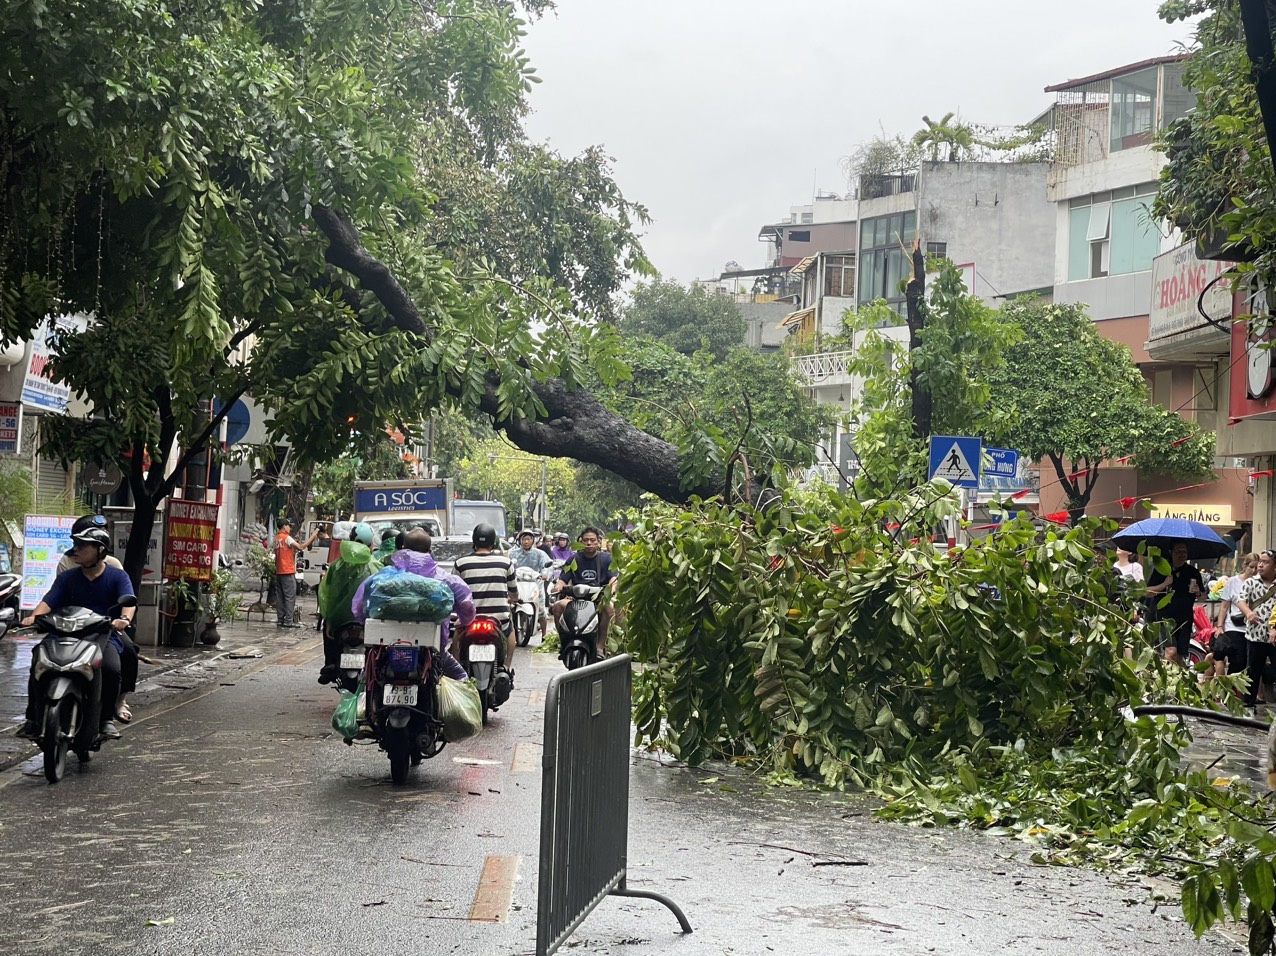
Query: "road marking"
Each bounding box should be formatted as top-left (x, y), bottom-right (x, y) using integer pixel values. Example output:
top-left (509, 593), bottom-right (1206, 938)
top-left (469, 854), bottom-right (520, 923)
top-left (510, 742), bottom-right (540, 773)
top-left (452, 757), bottom-right (503, 766)
top-left (528, 689), bottom-right (545, 707)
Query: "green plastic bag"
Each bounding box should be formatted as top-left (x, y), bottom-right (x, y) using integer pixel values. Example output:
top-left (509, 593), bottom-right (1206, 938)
top-left (319, 541), bottom-right (380, 631)
top-left (437, 676), bottom-right (483, 742)
top-left (331, 677), bottom-right (364, 741)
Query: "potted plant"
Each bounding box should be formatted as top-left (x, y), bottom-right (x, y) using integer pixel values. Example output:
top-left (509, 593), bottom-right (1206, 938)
top-left (198, 567), bottom-right (242, 645)
top-left (163, 575), bottom-right (203, 648)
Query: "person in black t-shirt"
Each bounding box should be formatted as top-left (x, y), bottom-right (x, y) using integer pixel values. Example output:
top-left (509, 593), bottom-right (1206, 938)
top-left (551, 527), bottom-right (617, 657)
top-left (1146, 540), bottom-right (1205, 665)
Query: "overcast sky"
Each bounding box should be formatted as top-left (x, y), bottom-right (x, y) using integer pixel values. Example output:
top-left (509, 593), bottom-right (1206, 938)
top-left (520, 0), bottom-right (1198, 285)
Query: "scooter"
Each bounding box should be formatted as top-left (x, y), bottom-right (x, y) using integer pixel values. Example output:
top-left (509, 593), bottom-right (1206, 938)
top-left (456, 615), bottom-right (510, 724)
top-left (555, 583), bottom-right (605, 671)
top-left (355, 617), bottom-right (447, 786)
top-left (332, 621), bottom-right (366, 694)
top-left (29, 595), bottom-right (137, 783)
top-left (0, 571), bottom-right (20, 625)
top-left (512, 566), bottom-right (546, 648)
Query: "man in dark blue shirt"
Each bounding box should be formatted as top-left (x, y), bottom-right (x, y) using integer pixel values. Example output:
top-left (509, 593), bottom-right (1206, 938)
top-left (17, 528), bottom-right (135, 741)
top-left (551, 527), bottom-right (617, 658)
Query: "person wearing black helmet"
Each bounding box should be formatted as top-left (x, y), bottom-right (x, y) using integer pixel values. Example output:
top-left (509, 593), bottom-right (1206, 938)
top-left (453, 523), bottom-right (517, 695)
top-left (16, 527), bottom-right (135, 741)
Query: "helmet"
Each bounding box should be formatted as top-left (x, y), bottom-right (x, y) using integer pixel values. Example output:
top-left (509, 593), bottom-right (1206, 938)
top-left (66, 527), bottom-right (111, 557)
top-left (518, 529), bottom-right (536, 543)
top-left (351, 523), bottom-right (374, 546)
top-left (473, 523), bottom-right (497, 549)
top-left (554, 531), bottom-right (569, 543)
top-left (71, 513), bottom-right (108, 535)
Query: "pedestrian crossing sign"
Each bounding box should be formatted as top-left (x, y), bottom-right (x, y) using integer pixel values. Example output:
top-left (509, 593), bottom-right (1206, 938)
top-left (928, 435), bottom-right (982, 489)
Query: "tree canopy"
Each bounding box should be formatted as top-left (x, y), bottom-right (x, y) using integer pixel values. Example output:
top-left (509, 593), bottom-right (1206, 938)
top-left (617, 280), bottom-right (747, 361)
top-left (989, 301), bottom-right (1214, 518)
top-left (0, 0), bottom-right (708, 582)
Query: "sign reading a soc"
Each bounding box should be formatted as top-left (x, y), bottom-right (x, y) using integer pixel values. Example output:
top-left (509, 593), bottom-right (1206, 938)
top-left (354, 485), bottom-right (447, 514)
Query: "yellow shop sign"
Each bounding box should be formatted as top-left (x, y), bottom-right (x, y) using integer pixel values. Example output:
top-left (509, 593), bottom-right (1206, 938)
top-left (1153, 503), bottom-right (1233, 525)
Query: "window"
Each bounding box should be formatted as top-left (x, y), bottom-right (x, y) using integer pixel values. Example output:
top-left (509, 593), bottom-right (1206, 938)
top-left (857, 210), bottom-right (917, 313)
top-left (824, 255), bottom-right (855, 298)
top-left (1110, 67), bottom-right (1157, 152)
top-left (1068, 193), bottom-right (1161, 280)
top-left (800, 212), bottom-right (814, 224)
top-left (788, 230), bottom-right (811, 243)
top-left (926, 241), bottom-right (947, 258)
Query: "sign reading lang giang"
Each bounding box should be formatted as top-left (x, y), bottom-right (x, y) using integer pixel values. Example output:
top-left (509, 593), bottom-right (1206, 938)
top-left (163, 499), bottom-right (220, 582)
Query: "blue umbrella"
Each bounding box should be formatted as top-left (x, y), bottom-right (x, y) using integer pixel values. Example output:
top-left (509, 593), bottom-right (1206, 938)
top-left (1111, 517), bottom-right (1232, 560)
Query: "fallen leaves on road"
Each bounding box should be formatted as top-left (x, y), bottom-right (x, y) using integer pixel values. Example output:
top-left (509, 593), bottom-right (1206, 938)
top-left (145, 917), bottom-right (175, 927)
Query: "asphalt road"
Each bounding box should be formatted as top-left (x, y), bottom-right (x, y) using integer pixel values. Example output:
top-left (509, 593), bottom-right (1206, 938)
top-left (0, 638), bottom-right (1248, 956)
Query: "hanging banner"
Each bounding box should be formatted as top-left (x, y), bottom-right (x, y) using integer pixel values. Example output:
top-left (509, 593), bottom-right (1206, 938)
top-left (21, 514), bottom-right (77, 609)
top-left (21, 312), bottom-right (90, 413)
top-left (0, 402), bottom-right (21, 454)
top-left (163, 499), bottom-right (220, 582)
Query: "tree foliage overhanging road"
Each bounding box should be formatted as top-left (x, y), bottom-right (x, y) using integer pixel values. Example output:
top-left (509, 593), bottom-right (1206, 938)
top-left (0, 0), bottom-right (739, 583)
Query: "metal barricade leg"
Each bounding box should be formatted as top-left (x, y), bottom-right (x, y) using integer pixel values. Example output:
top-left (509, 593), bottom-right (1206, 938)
top-left (610, 877), bottom-right (694, 935)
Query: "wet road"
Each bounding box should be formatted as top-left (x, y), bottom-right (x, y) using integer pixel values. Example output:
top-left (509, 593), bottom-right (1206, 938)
top-left (0, 639), bottom-right (1246, 955)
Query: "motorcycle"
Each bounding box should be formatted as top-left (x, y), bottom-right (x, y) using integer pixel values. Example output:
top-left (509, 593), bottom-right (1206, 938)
top-left (555, 583), bottom-right (604, 671)
top-left (512, 566), bottom-right (546, 647)
top-left (457, 615), bottom-right (510, 724)
top-left (355, 617), bottom-right (448, 786)
top-left (0, 570), bottom-right (20, 627)
top-left (29, 596), bottom-right (137, 784)
top-left (332, 621), bottom-right (367, 694)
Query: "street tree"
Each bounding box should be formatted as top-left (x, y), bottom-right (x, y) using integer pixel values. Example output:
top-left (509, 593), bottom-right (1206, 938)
top-left (617, 281), bottom-right (747, 361)
top-left (0, 1), bottom-right (721, 586)
top-left (846, 260), bottom-right (1018, 492)
top-left (989, 301), bottom-right (1214, 521)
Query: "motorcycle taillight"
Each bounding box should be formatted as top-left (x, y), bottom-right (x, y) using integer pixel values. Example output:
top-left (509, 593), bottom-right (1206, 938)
top-left (386, 646), bottom-right (419, 675)
top-left (470, 618), bottom-right (498, 639)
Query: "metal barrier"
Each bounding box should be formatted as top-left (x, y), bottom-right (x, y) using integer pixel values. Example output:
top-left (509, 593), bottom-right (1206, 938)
top-left (537, 654), bottom-right (691, 955)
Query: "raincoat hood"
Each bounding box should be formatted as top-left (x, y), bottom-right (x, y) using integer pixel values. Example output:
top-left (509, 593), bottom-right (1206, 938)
top-left (389, 549), bottom-right (439, 576)
top-left (550, 545), bottom-right (574, 562)
top-left (338, 541), bottom-right (376, 565)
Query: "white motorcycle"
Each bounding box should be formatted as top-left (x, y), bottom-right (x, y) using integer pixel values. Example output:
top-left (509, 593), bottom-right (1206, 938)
top-left (513, 565), bottom-right (547, 647)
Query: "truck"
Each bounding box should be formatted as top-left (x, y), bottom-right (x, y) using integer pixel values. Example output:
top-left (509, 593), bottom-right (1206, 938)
top-left (353, 478), bottom-right (454, 541)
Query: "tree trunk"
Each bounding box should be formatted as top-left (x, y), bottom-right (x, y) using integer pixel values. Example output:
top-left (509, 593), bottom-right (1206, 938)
top-left (286, 462), bottom-right (313, 531)
top-left (904, 241), bottom-right (931, 442)
top-left (314, 205), bottom-right (722, 503)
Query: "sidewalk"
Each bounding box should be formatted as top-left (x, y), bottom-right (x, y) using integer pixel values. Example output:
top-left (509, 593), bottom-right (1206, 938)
top-left (0, 595), bottom-right (325, 772)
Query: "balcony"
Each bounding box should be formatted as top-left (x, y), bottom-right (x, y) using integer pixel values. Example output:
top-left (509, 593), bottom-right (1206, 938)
top-left (793, 350), bottom-right (854, 388)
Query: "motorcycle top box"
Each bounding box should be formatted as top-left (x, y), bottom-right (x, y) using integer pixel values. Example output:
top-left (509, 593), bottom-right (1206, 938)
top-left (363, 618), bottom-right (441, 648)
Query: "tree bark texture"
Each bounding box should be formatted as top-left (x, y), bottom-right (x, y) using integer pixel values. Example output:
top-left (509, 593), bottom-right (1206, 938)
top-left (904, 242), bottom-right (931, 442)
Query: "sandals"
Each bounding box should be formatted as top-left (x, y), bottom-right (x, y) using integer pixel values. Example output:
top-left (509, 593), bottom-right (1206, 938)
top-left (116, 703), bottom-right (133, 724)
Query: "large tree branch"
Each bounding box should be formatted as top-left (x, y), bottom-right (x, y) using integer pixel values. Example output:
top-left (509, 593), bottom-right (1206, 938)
top-left (313, 204), bottom-right (717, 502)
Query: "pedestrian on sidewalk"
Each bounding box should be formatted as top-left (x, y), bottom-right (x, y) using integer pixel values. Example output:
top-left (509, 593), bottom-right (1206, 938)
top-left (1238, 550), bottom-right (1276, 707)
top-left (1210, 552), bottom-right (1257, 683)
top-left (274, 521), bottom-right (318, 628)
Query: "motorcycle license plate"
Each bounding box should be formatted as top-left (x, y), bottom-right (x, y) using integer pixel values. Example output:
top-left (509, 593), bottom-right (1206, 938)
top-left (383, 685), bottom-right (418, 706)
top-left (469, 644), bottom-right (497, 662)
top-left (339, 652), bottom-right (365, 670)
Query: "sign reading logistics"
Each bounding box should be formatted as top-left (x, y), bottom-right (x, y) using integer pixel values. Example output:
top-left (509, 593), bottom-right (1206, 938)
top-left (1152, 503), bottom-right (1233, 526)
top-left (928, 435), bottom-right (982, 489)
top-left (21, 312), bottom-right (90, 412)
top-left (21, 514), bottom-right (77, 609)
top-left (0, 402), bottom-right (21, 454)
top-left (163, 499), bottom-right (220, 582)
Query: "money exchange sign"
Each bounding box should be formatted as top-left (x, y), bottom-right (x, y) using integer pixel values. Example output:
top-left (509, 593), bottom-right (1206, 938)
top-left (163, 499), bottom-right (219, 582)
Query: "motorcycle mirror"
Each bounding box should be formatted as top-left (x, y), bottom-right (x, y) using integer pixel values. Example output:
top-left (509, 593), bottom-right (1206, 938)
top-left (118, 595), bottom-right (139, 609)
top-left (0, 608), bottom-right (15, 622)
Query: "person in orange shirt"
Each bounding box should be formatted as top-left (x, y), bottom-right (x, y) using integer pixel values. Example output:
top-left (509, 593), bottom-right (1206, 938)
top-left (274, 520), bottom-right (319, 628)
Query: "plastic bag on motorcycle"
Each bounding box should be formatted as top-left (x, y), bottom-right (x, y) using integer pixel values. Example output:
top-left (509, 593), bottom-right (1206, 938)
top-left (319, 541), bottom-right (380, 630)
top-left (361, 567), bottom-right (455, 623)
top-left (331, 677), bottom-right (365, 741)
top-left (437, 676), bottom-right (483, 742)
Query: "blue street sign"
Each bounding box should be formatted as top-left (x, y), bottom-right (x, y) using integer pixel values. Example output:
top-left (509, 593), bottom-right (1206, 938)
top-left (928, 435), bottom-right (982, 489)
top-left (983, 447), bottom-right (1019, 479)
